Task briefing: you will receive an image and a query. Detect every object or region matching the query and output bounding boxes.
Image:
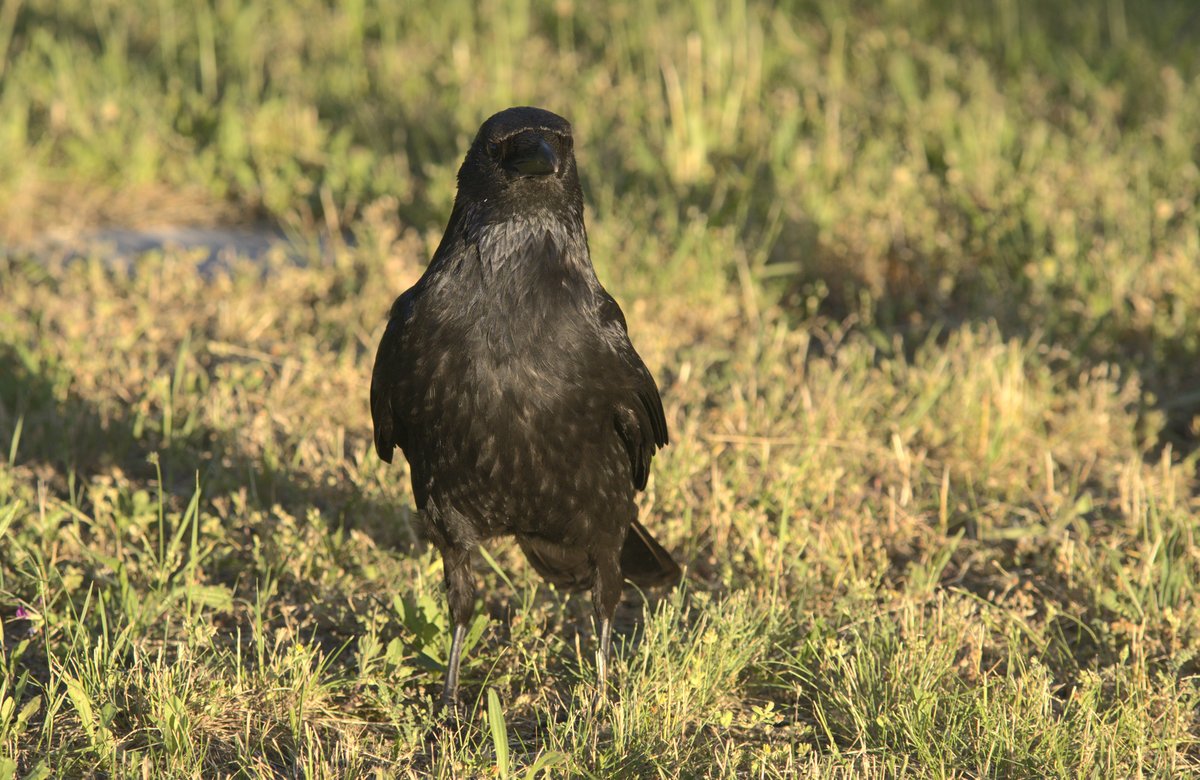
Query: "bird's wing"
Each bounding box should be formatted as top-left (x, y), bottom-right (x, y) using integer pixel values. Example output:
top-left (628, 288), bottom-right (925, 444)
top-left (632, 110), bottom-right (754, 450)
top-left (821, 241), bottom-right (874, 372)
top-left (370, 292), bottom-right (416, 463)
top-left (598, 290), bottom-right (668, 491)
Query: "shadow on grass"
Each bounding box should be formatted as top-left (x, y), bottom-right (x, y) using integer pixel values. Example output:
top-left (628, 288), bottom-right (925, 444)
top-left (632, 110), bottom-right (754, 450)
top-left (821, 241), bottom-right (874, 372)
top-left (0, 339), bottom-right (429, 763)
top-left (773, 216), bottom-right (1200, 456)
top-left (0, 342), bottom-right (418, 574)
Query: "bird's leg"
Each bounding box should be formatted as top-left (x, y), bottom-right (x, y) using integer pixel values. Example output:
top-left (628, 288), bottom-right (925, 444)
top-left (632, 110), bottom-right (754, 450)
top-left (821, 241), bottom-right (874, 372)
top-left (596, 613), bottom-right (613, 692)
top-left (444, 622), bottom-right (468, 710)
top-left (592, 545), bottom-right (623, 706)
top-left (441, 544), bottom-right (476, 720)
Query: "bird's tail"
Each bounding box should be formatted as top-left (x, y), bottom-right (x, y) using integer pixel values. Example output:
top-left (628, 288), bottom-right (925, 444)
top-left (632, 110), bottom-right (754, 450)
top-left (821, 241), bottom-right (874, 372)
top-left (620, 519), bottom-right (682, 588)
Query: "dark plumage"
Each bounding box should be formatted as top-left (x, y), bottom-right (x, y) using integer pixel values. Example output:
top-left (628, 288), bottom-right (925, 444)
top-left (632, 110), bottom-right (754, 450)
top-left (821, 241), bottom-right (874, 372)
top-left (370, 106), bottom-right (680, 711)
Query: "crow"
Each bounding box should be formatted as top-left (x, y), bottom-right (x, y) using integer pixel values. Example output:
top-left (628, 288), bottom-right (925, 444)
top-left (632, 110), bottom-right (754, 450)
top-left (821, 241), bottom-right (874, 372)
top-left (370, 106), bottom-right (681, 712)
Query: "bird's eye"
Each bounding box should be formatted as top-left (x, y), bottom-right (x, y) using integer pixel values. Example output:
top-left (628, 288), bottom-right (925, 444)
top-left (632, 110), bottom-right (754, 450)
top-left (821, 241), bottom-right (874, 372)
top-left (487, 141), bottom-right (502, 159)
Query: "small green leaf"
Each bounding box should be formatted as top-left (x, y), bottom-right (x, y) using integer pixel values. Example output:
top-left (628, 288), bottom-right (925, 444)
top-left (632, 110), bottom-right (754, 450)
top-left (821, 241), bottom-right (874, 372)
top-left (64, 677), bottom-right (95, 737)
top-left (24, 760), bottom-right (51, 780)
top-left (183, 584), bottom-right (233, 611)
top-left (522, 751), bottom-right (569, 779)
top-left (16, 695), bottom-right (41, 730)
top-left (487, 688), bottom-right (510, 780)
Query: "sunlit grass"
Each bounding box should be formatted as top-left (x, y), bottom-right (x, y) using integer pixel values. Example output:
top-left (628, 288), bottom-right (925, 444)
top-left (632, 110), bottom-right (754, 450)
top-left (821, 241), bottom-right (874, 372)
top-left (2, 0), bottom-right (1199, 776)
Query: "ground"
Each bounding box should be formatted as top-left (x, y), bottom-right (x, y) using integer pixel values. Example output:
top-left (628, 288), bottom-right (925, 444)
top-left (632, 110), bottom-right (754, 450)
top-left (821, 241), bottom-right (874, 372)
top-left (1, 1), bottom-right (1199, 777)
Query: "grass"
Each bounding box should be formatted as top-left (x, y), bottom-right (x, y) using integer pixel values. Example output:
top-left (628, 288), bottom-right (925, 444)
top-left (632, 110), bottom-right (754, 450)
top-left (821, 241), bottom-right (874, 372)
top-left (2, 0), bottom-right (1200, 776)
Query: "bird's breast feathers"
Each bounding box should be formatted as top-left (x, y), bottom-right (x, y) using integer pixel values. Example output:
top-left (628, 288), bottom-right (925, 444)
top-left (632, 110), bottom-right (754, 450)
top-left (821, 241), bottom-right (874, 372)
top-left (409, 226), bottom-right (613, 414)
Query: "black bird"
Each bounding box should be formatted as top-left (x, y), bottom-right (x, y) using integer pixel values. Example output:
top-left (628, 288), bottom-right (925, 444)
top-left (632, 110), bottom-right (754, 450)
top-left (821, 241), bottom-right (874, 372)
top-left (370, 107), bottom-right (680, 711)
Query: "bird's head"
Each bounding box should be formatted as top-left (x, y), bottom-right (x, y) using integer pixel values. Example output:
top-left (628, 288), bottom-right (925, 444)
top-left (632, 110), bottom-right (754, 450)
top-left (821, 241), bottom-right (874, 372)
top-left (455, 107), bottom-right (584, 225)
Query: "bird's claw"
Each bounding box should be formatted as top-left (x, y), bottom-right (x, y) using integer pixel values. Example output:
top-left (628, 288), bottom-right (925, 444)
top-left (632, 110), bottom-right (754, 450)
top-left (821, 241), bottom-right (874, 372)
top-left (440, 696), bottom-right (467, 730)
top-left (589, 686), bottom-right (611, 717)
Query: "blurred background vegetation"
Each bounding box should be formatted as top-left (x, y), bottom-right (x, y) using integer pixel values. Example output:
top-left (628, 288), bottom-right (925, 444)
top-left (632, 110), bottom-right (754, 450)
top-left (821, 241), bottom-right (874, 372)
top-left (2, 0), bottom-right (1199, 776)
top-left (3, 0), bottom-right (1198, 430)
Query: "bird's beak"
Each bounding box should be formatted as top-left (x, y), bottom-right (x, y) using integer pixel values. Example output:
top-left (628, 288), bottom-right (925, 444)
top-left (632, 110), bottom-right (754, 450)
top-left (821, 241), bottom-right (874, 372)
top-left (505, 137), bottom-right (559, 177)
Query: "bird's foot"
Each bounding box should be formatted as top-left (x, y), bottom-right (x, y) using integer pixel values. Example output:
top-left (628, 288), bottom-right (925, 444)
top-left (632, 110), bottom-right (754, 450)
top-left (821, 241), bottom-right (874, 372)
top-left (440, 695), bottom-right (468, 731)
top-left (587, 683), bottom-right (612, 718)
